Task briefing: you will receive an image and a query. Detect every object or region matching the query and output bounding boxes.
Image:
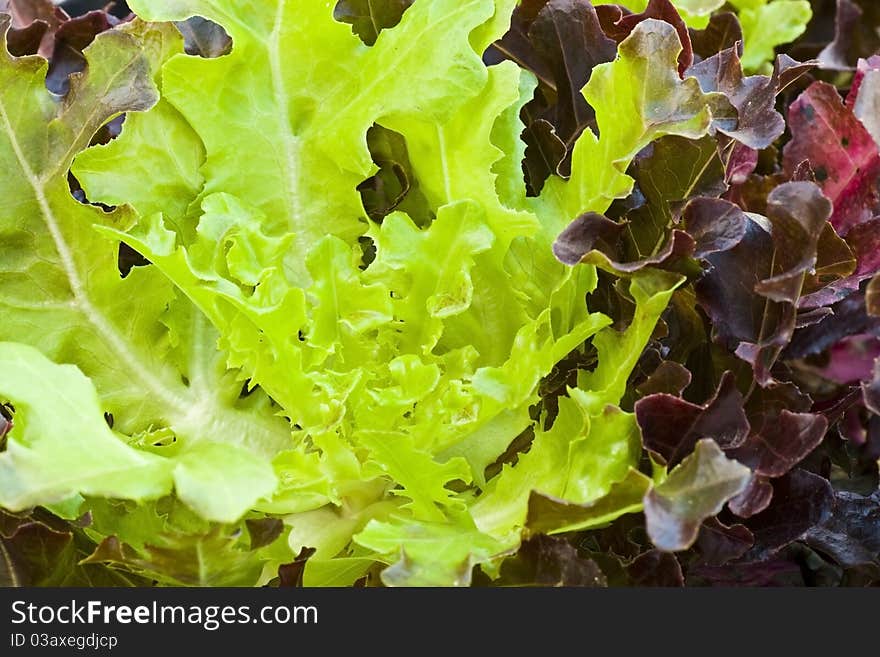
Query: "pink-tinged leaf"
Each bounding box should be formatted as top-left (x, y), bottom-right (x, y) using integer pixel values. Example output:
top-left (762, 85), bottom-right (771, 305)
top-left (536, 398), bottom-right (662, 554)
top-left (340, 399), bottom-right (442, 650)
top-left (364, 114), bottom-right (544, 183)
top-left (725, 144), bottom-right (758, 184)
top-left (841, 406), bottom-right (867, 446)
top-left (783, 81), bottom-right (880, 234)
top-left (816, 334), bottom-right (880, 384)
top-left (846, 55), bottom-right (880, 109)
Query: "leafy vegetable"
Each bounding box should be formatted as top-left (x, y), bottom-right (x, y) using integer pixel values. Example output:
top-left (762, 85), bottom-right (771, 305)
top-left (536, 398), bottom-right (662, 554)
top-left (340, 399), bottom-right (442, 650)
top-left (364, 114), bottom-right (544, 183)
top-left (1, 0), bottom-right (878, 587)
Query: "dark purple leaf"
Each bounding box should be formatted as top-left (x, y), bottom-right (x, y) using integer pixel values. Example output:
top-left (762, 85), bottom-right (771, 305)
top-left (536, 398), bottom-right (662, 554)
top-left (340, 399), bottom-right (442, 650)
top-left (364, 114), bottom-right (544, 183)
top-left (521, 118), bottom-right (566, 195)
top-left (698, 183), bottom-right (832, 383)
top-left (1, 3), bottom-right (122, 94)
top-left (483, 0), bottom-right (551, 78)
top-left (0, 509), bottom-right (136, 587)
top-left (745, 469), bottom-right (834, 555)
top-left (695, 517), bottom-right (754, 566)
top-left (817, 0), bottom-right (880, 71)
top-left (753, 183), bottom-right (832, 304)
top-left (728, 410), bottom-right (827, 478)
top-left (697, 218), bottom-right (775, 352)
top-left (683, 197), bottom-right (748, 259)
top-left (626, 549), bottom-right (683, 586)
top-left (686, 47), bottom-right (784, 149)
top-left (786, 290), bottom-right (880, 360)
top-left (174, 16), bottom-right (232, 58)
top-left (9, 3), bottom-right (137, 110)
top-left (6, 18), bottom-right (47, 55)
top-left (848, 218), bottom-right (880, 278)
top-left (46, 11), bottom-right (117, 95)
top-left (552, 212), bottom-right (624, 266)
top-left (773, 54), bottom-right (816, 95)
top-left (333, 0), bottom-right (413, 46)
top-left (688, 11), bottom-right (742, 62)
top-left (553, 212), bottom-right (694, 273)
top-left (245, 518), bottom-right (283, 551)
top-left (1, 0), bottom-right (65, 57)
top-left (622, 135), bottom-right (726, 263)
top-left (0, 515), bottom-right (71, 587)
top-left (636, 372), bottom-right (750, 467)
top-left (525, 0), bottom-right (616, 150)
top-left (0, 409), bottom-right (10, 443)
top-left (495, 535), bottom-right (607, 587)
top-left (487, 0), bottom-right (616, 192)
top-left (635, 360), bottom-right (692, 398)
top-left (744, 380), bottom-right (813, 424)
top-left (804, 490), bottom-right (880, 572)
top-left (795, 307), bottom-right (834, 328)
top-left (358, 124), bottom-right (432, 226)
top-left (688, 557), bottom-right (805, 586)
top-left (278, 546), bottom-right (317, 587)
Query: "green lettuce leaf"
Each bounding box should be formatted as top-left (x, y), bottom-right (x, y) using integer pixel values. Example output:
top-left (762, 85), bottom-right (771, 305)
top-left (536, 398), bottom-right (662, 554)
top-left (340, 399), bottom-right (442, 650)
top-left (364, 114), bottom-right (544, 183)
top-left (0, 19), bottom-right (289, 525)
top-left (728, 0), bottom-right (812, 71)
top-left (0, 343), bottom-right (173, 507)
top-left (2, 6), bottom-right (723, 585)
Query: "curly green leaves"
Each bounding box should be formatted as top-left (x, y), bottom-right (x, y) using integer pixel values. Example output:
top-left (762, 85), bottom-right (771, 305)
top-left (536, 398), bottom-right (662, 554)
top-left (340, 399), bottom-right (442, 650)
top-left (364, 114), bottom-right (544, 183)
top-left (112, 0), bottom-right (516, 287)
top-left (730, 0), bottom-right (812, 71)
top-left (73, 21), bottom-right (205, 225)
top-left (5, 6), bottom-right (724, 586)
top-left (0, 343), bottom-right (172, 509)
top-left (0, 19), bottom-right (288, 524)
top-left (0, 343), bottom-right (278, 523)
